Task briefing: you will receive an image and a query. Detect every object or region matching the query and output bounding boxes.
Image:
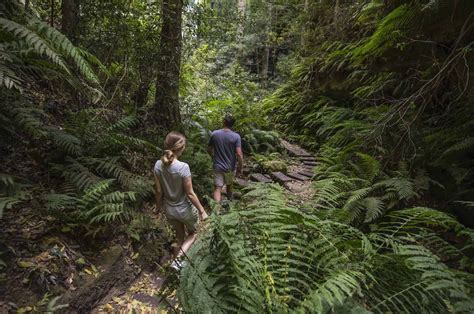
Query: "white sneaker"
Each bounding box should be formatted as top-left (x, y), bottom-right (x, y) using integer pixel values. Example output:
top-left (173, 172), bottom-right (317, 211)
top-left (170, 259), bottom-right (184, 271)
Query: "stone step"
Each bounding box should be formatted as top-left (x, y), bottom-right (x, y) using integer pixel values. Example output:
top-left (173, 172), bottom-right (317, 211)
top-left (297, 170), bottom-right (314, 178)
top-left (302, 161), bottom-right (317, 166)
top-left (286, 147), bottom-right (311, 157)
top-left (299, 156), bottom-right (317, 162)
top-left (281, 139), bottom-right (312, 157)
top-left (271, 171), bottom-right (294, 184)
top-left (286, 172), bottom-right (311, 181)
top-left (250, 173), bottom-right (273, 183)
top-left (242, 167), bottom-right (251, 175)
top-left (235, 177), bottom-right (251, 187)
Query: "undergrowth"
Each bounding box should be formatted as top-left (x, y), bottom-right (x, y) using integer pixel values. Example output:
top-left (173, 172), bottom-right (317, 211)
top-left (179, 184), bottom-right (474, 313)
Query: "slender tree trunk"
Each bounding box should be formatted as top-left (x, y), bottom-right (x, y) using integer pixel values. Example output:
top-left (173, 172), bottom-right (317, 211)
top-left (154, 0), bottom-right (183, 129)
top-left (61, 0), bottom-right (80, 43)
top-left (301, 0), bottom-right (309, 47)
top-left (50, 0), bottom-right (55, 27)
top-left (261, 2), bottom-right (272, 85)
top-left (334, 0), bottom-right (341, 35)
top-left (237, 0), bottom-right (246, 37)
top-left (133, 81), bottom-right (151, 107)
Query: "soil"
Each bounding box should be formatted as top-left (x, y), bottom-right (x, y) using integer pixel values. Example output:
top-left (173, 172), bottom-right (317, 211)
top-left (1, 140), bottom-right (316, 313)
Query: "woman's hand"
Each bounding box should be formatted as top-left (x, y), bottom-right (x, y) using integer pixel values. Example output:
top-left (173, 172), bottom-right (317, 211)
top-left (200, 210), bottom-right (209, 221)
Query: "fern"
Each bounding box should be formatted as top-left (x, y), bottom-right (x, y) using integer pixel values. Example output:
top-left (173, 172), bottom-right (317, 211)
top-left (179, 184), bottom-right (474, 313)
top-left (0, 17), bottom-right (71, 76)
top-left (106, 115), bottom-right (138, 132)
top-left (352, 4), bottom-right (417, 61)
top-left (30, 20), bottom-right (99, 84)
top-left (48, 128), bottom-right (82, 156)
top-left (0, 173), bottom-right (31, 219)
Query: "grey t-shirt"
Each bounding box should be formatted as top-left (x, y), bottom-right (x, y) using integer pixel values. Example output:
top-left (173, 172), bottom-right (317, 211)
top-left (154, 159), bottom-right (192, 213)
top-left (208, 129), bottom-right (241, 172)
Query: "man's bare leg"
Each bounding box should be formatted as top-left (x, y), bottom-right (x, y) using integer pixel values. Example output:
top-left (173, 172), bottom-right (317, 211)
top-left (213, 185), bottom-right (223, 202)
top-left (226, 184), bottom-right (233, 200)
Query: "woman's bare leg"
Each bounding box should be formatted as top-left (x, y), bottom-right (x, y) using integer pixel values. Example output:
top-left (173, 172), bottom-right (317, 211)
top-left (172, 222), bottom-right (185, 258)
top-left (177, 231), bottom-right (197, 257)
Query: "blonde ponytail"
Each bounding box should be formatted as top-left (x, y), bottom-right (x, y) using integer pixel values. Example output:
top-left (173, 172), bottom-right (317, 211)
top-left (161, 149), bottom-right (175, 166)
top-left (161, 132), bottom-right (186, 166)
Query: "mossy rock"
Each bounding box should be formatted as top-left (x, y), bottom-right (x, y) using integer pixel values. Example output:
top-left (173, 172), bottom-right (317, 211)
top-left (261, 160), bottom-right (287, 173)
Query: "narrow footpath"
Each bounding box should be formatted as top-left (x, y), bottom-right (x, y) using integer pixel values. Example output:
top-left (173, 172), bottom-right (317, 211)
top-left (95, 139), bottom-right (317, 312)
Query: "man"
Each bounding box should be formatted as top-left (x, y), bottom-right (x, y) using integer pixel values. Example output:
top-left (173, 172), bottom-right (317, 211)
top-left (208, 115), bottom-right (244, 202)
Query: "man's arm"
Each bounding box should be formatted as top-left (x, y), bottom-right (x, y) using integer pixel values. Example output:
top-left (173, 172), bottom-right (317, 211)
top-left (236, 147), bottom-right (243, 176)
top-left (207, 133), bottom-right (214, 157)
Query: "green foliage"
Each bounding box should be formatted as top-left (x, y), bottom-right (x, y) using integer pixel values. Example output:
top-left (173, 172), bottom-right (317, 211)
top-left (47, 179), bottom-right (137, 224)
top-left (264, 0), bottom-right (474, 225)
top-left (0, 10), bottom-right (101, 97)
top-left (179, 184), bottom-right (474, 312)
top-left (0, 174), bottom-right (31, 219)
top-left (243, 129), bottom-right (281, 154)
top-left (352, 4), bottom-right (416, 61)
top-left (253, 152), bottom-right (287, 173)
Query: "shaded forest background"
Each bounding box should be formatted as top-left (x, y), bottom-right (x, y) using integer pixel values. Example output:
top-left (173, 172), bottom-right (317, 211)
top-left (1, 0), bottom-right (474, 312)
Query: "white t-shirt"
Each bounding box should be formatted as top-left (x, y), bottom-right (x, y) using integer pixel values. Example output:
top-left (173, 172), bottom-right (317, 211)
top-left (154, 159), bottom-right (192, 214)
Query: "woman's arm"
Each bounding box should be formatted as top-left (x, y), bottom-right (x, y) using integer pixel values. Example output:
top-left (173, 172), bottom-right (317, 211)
top-left (154, 173), bottom-right (163, 211)
top-left (183, 177), bottom-right (208, 220)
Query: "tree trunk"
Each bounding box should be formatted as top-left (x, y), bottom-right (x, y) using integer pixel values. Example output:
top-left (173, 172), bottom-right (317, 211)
top-left (154, 0), bottom-right (183, 129)
top-left (301, 0), bottom-right (309, 47)
top-left (334, 0), bottom-right (341, 36)
top-left (133, 81), bottom-right (151, 108)
top-left (261, 2), bottom-right (272, 85)
top-left (61, 0), bottom-right (80, 43)
top-left (50, 0), bottom-right (55, 27)
top-left (237, 0), bottom-right (246, 37)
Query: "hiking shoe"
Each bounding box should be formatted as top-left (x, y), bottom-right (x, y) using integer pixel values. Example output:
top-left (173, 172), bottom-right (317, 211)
top-left (170, 259), bottom-right (185, 271)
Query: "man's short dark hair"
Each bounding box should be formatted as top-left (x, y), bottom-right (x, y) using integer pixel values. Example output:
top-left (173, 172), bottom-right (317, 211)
top-left (223, 115), bottom-right (235, 128)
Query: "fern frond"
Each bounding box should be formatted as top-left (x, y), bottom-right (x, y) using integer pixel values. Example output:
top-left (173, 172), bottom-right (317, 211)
top-left (0, 17), bottom-right (70, 74)
top-left (106, 116), bottom-right (138, 132)
top-left (30, 20), bottom-right (99, 84)
top-left (0, 174), bottom-right (31, 219)
top-left (48, 128), bottom-right (82, 156)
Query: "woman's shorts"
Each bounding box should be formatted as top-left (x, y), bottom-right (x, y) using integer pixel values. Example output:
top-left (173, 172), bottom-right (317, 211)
top-left (164, 205), bottom-right (199, 233)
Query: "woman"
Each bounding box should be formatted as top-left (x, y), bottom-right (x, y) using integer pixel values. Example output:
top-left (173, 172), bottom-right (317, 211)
top-left (154, 132), bottom-right (208, 268)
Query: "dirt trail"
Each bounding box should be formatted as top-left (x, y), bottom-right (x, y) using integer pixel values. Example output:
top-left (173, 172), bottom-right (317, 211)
top-left (93, 139), bottom-right (317, 312)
